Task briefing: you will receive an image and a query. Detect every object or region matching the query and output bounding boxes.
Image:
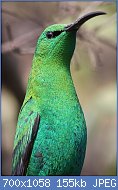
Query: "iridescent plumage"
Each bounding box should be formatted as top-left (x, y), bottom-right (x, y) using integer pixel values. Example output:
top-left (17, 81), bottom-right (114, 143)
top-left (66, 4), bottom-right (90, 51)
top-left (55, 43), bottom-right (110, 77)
top-left (12, 12), bottom-right (106, 176)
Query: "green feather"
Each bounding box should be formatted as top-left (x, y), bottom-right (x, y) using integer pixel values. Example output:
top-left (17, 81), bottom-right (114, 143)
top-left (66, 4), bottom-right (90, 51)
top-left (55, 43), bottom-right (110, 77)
top-left (12, 22), bottom-right (87, 176)
top-left (12, 25), bottom-right (87, 176)
top-left (12, 11), bottom-right (106, 175)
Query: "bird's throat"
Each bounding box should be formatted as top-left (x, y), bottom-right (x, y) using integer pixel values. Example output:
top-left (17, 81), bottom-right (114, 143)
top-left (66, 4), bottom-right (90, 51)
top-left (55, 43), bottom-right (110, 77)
top-left (28, 57), bottom-right (78, 108)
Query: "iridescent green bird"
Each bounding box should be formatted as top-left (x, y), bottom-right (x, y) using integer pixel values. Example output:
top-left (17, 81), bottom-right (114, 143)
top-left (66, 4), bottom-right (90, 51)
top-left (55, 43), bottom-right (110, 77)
top-left (12, 12), bottom-right (105, 176)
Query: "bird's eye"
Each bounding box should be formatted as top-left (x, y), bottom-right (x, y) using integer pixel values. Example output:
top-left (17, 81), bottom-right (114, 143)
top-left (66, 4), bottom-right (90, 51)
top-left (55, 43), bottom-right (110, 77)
top-left (46, 30), bottom-right (63, 39)
top-left (46, 32), bottom-right (53, 39)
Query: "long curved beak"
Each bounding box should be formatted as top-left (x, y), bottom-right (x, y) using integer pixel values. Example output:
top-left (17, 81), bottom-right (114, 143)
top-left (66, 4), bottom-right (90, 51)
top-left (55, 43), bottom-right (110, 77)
top-left (64, 11), bottom-right (106, 32)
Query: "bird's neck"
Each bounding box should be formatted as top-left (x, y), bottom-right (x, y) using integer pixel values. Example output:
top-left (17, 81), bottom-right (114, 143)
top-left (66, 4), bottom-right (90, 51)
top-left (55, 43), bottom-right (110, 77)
top-left (26, 55), bottom-right (78, 105)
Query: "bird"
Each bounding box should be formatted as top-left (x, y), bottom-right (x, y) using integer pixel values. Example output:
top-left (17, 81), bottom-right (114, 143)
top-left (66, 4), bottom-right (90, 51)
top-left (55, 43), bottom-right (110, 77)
top-left (11, 11), bottom-right (106, 176)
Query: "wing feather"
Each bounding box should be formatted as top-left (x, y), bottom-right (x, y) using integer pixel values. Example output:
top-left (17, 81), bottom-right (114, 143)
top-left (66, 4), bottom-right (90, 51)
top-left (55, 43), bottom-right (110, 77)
top-left (12, 112), bottom-right (40, 176)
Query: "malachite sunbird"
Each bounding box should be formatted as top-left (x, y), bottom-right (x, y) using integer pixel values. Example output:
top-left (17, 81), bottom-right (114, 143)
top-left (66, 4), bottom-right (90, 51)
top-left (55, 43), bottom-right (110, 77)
top-left (12, 11), bottom-right (106, 176)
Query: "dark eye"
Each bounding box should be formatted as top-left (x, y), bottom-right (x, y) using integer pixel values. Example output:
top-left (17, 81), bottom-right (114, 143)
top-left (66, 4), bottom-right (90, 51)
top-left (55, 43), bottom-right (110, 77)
top-left (46, 30), bottom-right (63, 39)
top-left (46, 32), bottom-right (53, 39)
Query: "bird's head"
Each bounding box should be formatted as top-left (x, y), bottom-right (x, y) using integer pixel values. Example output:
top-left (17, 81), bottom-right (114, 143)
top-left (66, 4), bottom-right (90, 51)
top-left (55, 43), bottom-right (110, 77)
top-left (34, 11), bottom-right (106, 65)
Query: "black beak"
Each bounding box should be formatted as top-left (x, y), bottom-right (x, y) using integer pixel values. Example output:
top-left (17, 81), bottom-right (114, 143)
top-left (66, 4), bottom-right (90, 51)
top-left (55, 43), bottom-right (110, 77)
top-left (64, 11), bottom-right (106, 32)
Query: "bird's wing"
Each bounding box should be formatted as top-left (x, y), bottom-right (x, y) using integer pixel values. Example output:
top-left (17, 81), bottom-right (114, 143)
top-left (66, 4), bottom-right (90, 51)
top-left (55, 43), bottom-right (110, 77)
top-left (11, 103), bottom-right (40, 176)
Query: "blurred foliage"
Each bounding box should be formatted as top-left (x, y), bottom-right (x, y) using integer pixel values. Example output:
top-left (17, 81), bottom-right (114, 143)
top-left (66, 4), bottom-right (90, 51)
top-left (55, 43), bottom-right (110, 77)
top-left (2, 1), bottom-right (116, 176)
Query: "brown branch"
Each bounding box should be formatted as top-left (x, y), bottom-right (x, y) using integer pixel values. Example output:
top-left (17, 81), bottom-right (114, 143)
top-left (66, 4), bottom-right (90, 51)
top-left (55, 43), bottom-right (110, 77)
top-left (2, 27), bottom-right (42, 53)
top-left (2, 8), bottom-right (43, 25)
top-left (6, 23), bottom-right (13, 41)
top-left (76, 27), bottom-right (116, 68)
top-left (78, 28), bottom-right (116, 50)
top-left (2, 8), bottom-right (24, 20)
top-left (18, 47), bottom-right (35, 54)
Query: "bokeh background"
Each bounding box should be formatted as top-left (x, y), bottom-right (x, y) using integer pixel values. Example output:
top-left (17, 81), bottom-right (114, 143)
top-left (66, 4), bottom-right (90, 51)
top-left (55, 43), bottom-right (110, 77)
top-left (2, 1), bottom-right (116, 176)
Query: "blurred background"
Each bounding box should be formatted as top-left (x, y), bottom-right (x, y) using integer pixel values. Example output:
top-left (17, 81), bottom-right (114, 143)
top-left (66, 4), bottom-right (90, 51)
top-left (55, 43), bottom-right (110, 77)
top-left (2, 1), bottom-right (116, 176)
